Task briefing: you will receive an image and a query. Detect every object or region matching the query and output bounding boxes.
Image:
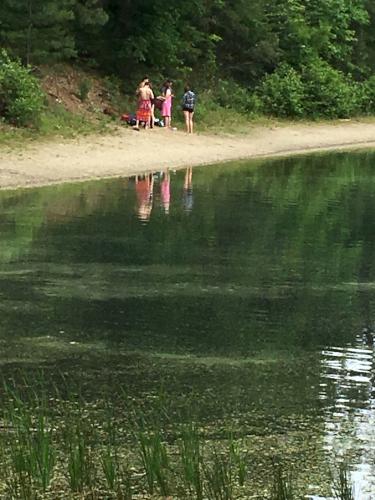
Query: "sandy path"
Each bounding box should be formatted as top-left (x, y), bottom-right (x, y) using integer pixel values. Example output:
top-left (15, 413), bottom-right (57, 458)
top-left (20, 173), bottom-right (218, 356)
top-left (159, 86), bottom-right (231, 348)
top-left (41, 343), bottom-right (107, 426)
top-left (1, 121), bottom-right (375, 190)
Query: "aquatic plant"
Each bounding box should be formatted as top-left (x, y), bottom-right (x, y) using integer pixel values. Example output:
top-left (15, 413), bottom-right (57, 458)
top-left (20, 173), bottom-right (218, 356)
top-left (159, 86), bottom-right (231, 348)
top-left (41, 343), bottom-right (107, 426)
top-left (333, 462), bottom-right (355, 500)
top-left (28, 413), bottom-right (56, 491)
top-left (179, 422), bottom-right (203, 499)
top-left (270, 464), bottom-right (295, 500)
top-left (0, 372), bottom-right (364, 499)
top-left (65, 422), bottom-right (96, 492)
top-left (204, 448), bottom-right (234, 500)
top-left (5, 470), bottom-right (36, 500)
top-left (116, 463), bottom-right (133, 499)
top-left (100, 445), bottom-right (118, 490)
top-left (136, 429), bottom-right (171, 496)
top-left (3, 382), bottom-right (55, 493)
top-left (100, 405), bottom-right (121, 491)
top-left (229, 435), bottom-right (247, 487)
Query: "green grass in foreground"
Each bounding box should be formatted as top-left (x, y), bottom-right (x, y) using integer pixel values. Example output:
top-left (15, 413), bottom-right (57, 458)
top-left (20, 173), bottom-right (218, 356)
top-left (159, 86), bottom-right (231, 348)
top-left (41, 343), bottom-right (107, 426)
top-left (0, 104), bottom-right (113, 148)
top-left (0, 372), bottom-right (356, 499)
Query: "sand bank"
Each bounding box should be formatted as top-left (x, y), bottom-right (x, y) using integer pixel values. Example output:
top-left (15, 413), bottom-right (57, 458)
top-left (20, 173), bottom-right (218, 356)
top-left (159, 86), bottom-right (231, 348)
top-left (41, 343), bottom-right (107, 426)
top-left (1, 121), bottom-right (375, 190)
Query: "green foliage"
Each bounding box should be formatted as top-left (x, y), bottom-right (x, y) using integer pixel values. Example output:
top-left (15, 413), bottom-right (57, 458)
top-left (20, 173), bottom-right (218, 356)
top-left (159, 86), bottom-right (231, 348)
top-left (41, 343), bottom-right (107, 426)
top-left (136, 430), bottom-right (171, 496)
top-left (189, 91), bottom-right (254, 133)
top-left (77, 78), bottom-right (91, 101)
top-left (179, 423), bottom-right (203, 499)
top-left (270, 465), bottom-right (295, 500)
top-left (214, 79), bottom-right (260, 114)
top-left (0, 0), bottom-right (107, 66)
top-left (361, 75), bottom-right (375, 113)
top-left (38, 102), bottom-right (109, 137)
top-left (258, 64), bottom-right (304, 117)
top-left (0, 50), bottom-right (44, 127)
top-left (1, 0), bottom-right (375, 122)
top-left (257, 59), bottom-right (364, 119)
top-left (100, 446), bottom-right (118, 490)
top-left (229, 438), bottom-right (247, 487)
top-left (301, 58), bottom-right (361, 118)
top-left (203, 449), bottom-right (234, 500)
top-left (103, 75), bottom-right (134, 111)
top-left (93, 0), bottom-right (219, 82)
top-left (0, 0), bottom-right (76, 65)
top-left (65, 423), bottom-right (96, 492)
top-left (333, 463), bottom-right (355, 500)
top-left (4, 387), bottom-right (55, 494)
top-left (213, 0), bottom-right (280, 85)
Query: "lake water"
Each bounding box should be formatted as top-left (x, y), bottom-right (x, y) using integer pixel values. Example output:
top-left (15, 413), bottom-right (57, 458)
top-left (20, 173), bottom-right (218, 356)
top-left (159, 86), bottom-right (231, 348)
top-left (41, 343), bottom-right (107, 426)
top-left (1, 150), bottom-right (375, 497)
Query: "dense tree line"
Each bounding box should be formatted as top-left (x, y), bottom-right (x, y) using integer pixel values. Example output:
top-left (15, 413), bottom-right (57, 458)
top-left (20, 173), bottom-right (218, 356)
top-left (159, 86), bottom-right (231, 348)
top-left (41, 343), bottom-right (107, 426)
top-left (1, 0), bottom-right (375, 121)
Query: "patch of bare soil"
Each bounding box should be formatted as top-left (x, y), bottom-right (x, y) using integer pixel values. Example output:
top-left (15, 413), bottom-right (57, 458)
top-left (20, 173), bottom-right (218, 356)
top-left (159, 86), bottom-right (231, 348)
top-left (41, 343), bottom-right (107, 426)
top-left (40, 65), bottom-right (116, 117)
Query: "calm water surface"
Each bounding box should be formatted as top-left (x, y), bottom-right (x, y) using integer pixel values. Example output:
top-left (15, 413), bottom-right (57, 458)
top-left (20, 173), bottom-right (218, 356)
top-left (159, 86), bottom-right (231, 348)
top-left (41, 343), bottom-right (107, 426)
top-left (1, 151), bottom-right (375, 497)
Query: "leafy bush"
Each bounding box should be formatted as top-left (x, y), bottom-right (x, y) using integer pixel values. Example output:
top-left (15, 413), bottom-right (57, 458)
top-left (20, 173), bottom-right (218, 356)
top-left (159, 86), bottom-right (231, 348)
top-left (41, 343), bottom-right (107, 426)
top-left (301, 58), bottom-right (360, 118)
top-left (213, 78), bottom-right (261, 114)
top-left (0, 50), bottom-right (45, 127)
top-left (103, 75), bottom-right (137, 113)
top-left (78, 78), bottom-right (92, 102)
top-left (258, 64), bottom-right (304, 117)
top-left (361, 76), bottom-right (375, 114)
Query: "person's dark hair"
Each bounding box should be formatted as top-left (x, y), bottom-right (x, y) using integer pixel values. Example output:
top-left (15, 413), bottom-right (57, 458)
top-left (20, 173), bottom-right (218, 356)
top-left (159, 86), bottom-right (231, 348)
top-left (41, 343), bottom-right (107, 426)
top-left (184, 85), bottom-right (191, 92)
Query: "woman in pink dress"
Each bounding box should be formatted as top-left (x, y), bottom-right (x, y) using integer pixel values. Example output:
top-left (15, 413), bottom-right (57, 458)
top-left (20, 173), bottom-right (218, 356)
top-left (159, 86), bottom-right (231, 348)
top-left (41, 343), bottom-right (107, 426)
top-left (161, 80), bottom-right (173, 129)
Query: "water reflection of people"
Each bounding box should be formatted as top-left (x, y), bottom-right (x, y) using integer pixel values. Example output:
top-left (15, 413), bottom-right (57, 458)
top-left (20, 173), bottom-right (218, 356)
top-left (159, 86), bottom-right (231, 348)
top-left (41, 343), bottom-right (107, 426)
top-left (135, 173), bottom-right (154, 221)
top-left (160, 170), bottom-right (171, 214)
top-left (183, 167), bottom-right (193, 213)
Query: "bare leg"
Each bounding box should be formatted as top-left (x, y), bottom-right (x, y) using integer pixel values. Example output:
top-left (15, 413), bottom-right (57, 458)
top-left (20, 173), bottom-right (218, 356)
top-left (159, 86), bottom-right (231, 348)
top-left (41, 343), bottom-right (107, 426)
top-left (150, 105), bottom-right (155, 128)
top-left (190, 112), bottom-right (194, 134)
top-left (184, 110), bottom-right (189, 133)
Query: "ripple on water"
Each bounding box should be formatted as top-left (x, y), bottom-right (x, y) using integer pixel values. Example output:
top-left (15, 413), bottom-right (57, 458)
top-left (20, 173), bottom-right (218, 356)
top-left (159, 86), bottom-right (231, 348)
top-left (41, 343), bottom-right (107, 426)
top-left (320, 342), bottom-right (375, 498)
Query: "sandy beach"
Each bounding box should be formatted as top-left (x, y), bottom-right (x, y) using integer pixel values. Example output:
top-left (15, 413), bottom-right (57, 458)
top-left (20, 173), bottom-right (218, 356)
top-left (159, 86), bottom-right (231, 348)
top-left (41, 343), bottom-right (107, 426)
top-left (1, 120), bottom-right (375, 190)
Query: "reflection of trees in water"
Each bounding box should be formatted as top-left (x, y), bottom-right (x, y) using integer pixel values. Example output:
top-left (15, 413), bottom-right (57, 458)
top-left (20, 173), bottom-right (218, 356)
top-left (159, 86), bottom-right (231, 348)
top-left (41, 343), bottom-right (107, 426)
top-left (0, 178), bottom-right (128, 264)
top-left (357, 215), bottom-right (375, 330)
top-left (2, 151), bottom-right (375, 352)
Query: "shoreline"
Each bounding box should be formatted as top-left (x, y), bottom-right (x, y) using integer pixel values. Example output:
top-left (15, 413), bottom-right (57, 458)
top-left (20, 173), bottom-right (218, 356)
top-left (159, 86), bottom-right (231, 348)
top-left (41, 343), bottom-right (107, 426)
top-left (1, 121), bottom-right (375, 190)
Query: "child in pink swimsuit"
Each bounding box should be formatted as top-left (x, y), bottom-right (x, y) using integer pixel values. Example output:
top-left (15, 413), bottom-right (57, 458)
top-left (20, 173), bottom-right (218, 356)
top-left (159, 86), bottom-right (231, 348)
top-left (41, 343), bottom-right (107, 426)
top-left (161, 81), bottom-right (173, 128)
